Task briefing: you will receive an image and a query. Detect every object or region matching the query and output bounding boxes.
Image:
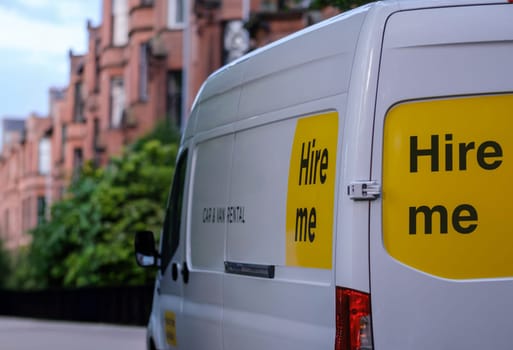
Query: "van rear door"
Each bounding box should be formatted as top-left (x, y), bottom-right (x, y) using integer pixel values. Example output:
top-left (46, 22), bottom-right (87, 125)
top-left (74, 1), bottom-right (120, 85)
top-left (371, 4), bottom-right (513, 349)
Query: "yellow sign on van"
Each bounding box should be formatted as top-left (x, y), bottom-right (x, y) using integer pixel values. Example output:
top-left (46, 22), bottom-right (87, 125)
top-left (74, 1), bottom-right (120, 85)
top-left (286, 112), bottom-right (338, 269)
top-left (164, 311), bottom-right (177, 346)
top-left (383, 94), bottom-right (513, 279)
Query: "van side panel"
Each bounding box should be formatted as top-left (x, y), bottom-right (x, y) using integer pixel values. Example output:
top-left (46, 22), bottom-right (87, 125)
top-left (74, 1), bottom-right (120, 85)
top-left (371, 5), bottom-right (513, 349)
top-left (238, 9), bottom-right (367, 120)
top-left (226, 121), bottom-right (294, 265)
top-left (190, 135), bottom-right (234, 270)
top-left (223, 112), bottom-right (337, 350)
top-left (217, 9), bottom-right (368, 350)
top-left (333, 2), bottom-right (393, 293)
top-left (184, 6), bottom-right (368, 350)
top-left (181, 135), bottom-right (234, 349)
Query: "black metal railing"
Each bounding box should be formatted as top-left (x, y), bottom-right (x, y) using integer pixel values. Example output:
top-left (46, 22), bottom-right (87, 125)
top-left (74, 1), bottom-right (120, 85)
top-left (0, 284), bottom-right (154, 326)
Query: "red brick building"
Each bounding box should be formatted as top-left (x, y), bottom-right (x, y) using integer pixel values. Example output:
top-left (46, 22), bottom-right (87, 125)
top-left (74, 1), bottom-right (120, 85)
top-left (0, 0), bottom-right (337, 250)
top-left (0, 115), bottom-right (52, 249)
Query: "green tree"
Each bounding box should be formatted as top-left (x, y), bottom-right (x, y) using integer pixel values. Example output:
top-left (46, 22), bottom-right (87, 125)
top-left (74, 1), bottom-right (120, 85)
top-left (6, 246), bottom-right (36, 290)
top-left (130, 120), bottom-right (181, 152)
top-left (17, 125), bottom-right (180, 289)
top-left (0, 238), bottom-right (11, 288)
top-left (310, 0), bottom-right (374, 11)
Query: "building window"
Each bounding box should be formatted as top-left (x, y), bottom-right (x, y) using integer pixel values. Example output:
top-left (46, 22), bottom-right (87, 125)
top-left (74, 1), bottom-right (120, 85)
top-left (94, 38), bottom-right (101, 92)
top-left (37, 196), bottom-right (46, 225)
top-left (93, 118), bottom-right (104, 166)
top-left (168, 0), bottom-right (185, 28)
top-left (112, 0), bottom-right (128, 46)
top-left (93, 118), bottom-right (101, 150)
top-left (167, 70), bottom-right (183, 128)
top-left (110, 77), bottom-right (125, 128)
top-left (139, 43), bottom-right (149, 101)
top-left (61, 125), bottom-right (67, 162)
top-left (260, 0), bottom-right (295, 11)
top-left (95, 59), bottom-right (101, 93)
top-left (38, 137), bottom-right (51, 175)
top-left (73, 82), bottom-right (85, 123)
top-left (22, 198), bottom-right (31, 231)
top-left (4, 209), bottom-right (9, 239)
top-left (73, 148), bottom-right (83, 173)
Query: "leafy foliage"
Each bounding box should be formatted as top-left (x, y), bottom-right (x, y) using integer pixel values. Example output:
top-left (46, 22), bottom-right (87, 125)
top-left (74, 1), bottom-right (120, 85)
top-left (12, 126), bottom-right (180, 289)
top-left (0, 238), bottom-right (11, 288)
top-left (6, 246), bottom-right (36, 290)
top-left (130, 120), bottom-right (182, 152)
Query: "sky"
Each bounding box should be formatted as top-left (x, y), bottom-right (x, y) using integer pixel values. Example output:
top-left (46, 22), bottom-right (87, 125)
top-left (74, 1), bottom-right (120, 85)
top-left (0, 0), bottom-right (101, 120)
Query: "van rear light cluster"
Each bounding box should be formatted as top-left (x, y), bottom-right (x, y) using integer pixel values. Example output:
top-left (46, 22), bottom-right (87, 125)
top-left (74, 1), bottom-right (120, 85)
top-left (335, 287), bottom-right (373, 350)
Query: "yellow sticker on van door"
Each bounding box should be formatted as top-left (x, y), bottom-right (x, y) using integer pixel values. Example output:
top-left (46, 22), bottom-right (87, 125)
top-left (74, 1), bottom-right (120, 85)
top-left (286, 112), bottom-right (338, 269)
top-left (383, 94), bottom-right (513, 279)
top-left (164, 311), bottom-right (177, 346)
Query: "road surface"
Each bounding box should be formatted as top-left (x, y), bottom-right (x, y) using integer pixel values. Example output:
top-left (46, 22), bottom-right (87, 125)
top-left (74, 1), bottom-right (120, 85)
top-left (0, 317), bottom-right (146, 350)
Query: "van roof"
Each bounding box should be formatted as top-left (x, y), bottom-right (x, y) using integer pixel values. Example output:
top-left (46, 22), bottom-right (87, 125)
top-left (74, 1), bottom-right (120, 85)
top-left (183, 0), bottom-right (511, 140)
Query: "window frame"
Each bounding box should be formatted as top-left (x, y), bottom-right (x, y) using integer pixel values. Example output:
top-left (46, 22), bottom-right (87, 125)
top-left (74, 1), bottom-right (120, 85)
top-left (112, 0), bottom-right (129, 46)
top-left (73, 148), bottom-right (83, 172)
top-left (139, 43), bottom-right (149, 102)
top-left (110, 77), bottom-right (125, 128)
top-left (166, 70), bottom-right (183, 128)
top-left (38, 137), bottom-right (51, 175)
top-left (73, 81), bottom-right (85, 123)
top-left (60, 125), bottom-right (67, 163)
top-left (168, 0), bottom-right (185, 29)
top-left (37, 196), bottom-right (46, 225)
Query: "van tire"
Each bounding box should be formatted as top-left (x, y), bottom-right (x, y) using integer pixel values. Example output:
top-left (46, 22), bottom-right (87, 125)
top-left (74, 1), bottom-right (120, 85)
top-left (149, 338), bottom-right (157, 350)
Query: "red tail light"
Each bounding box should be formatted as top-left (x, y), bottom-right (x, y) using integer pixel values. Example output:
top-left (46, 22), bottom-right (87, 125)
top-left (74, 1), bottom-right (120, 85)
top-left (335, 287), bottom-right (373, 350)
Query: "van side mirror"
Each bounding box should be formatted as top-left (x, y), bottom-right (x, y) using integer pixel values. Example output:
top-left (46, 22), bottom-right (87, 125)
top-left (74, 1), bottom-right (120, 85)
top-left (134, 230), bottom-right (160, 268)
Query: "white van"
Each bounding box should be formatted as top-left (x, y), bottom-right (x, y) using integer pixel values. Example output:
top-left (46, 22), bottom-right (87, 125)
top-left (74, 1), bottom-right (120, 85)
top-left (134, 1), bottom-right (513, 349)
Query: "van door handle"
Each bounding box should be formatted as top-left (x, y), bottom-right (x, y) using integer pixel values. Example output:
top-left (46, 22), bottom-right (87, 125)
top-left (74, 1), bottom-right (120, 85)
top-left (348, 181), bottom-right (381, 200)
top-left (171, 263), bottom-right (179, 281)
top-left (181, 262), bottom-right (189, 284)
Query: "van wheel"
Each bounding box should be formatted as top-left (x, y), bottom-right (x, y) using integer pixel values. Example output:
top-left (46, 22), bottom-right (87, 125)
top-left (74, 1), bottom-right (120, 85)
top-left (149, 338), bottom-right (157, 350)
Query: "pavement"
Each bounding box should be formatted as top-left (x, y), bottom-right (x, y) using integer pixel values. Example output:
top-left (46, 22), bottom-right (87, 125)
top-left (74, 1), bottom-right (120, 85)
top-left (0, 317), bottom-right (146, 350)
